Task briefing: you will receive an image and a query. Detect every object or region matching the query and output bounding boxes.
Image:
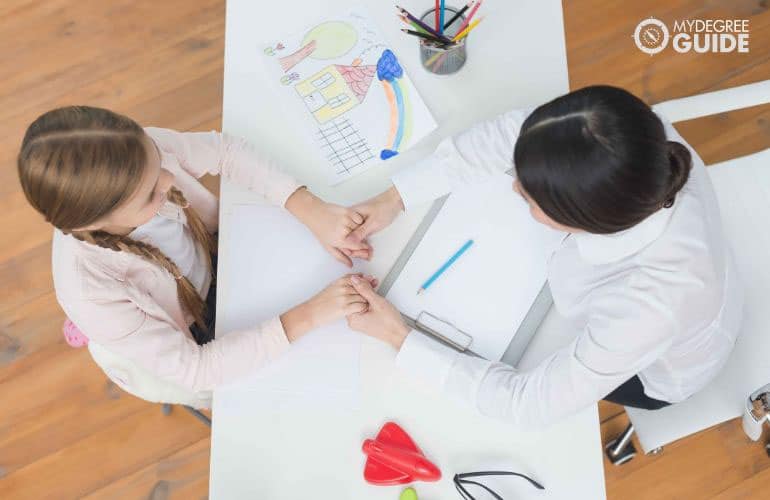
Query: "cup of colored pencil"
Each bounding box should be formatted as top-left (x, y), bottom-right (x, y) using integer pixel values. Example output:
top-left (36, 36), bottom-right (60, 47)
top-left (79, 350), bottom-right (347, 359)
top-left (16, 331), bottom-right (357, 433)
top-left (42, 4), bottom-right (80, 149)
top-left (396, 1), bottom-right (484, 75)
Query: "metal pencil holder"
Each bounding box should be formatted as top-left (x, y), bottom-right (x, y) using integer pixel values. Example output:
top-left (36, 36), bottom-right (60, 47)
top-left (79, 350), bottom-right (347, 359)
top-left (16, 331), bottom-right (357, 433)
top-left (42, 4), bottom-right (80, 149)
top-left (419, 7), bottom-right (467, 75)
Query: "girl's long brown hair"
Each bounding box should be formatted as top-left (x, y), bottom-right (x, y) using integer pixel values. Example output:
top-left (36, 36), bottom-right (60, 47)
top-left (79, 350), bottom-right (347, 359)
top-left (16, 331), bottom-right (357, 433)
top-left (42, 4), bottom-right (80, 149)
top-left (17, 106), bottom-right (215, 334)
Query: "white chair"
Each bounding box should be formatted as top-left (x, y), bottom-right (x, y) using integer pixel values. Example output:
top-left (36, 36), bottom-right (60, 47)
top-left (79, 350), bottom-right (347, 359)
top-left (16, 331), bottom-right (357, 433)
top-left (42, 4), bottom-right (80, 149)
top-left (606, 79), bottom-right (770, 463)
top-left (63, 318), bottom-right (213, 415)
top-left (57, 319), bottom-right (214, 425)
top-left (88, 341), bottom-right (213, 410)
top-left (87, 340), bottom-right (213, 425)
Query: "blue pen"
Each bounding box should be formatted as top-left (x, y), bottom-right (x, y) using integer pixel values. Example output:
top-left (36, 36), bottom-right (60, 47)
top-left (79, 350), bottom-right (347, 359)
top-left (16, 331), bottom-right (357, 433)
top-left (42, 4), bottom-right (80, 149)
top-left (417, 239), bottom-right (474, 294)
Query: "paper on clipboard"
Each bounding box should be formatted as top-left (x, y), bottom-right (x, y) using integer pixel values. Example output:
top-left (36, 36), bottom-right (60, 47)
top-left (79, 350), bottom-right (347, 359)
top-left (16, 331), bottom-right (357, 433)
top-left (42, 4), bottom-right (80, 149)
top-left (384, 172), bottom-right (563, 361)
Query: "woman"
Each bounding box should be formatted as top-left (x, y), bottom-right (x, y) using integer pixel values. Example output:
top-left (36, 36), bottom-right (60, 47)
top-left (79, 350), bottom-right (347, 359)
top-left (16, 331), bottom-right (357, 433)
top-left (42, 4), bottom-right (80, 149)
top-left (343, 85), bottom-right (743, 428)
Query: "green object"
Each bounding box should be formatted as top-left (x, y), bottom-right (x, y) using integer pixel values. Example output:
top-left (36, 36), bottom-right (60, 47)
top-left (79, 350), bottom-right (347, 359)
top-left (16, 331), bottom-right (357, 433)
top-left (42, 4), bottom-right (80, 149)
top-left (301, 21), bottom-right (358, 60)
top-left (399, 487), bottom-right (418, 500)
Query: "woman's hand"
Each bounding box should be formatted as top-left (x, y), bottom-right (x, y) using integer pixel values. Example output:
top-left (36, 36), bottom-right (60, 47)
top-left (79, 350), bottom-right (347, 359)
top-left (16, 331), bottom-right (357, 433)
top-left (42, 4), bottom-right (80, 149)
top-left (280, 274), bottom-right (378, 342)
top-left (285, 188), bottom-right (373, 267)
top-left (346, 275), bottom-right (410, 350)
top-left (344, 186), bottom-right (404, 246)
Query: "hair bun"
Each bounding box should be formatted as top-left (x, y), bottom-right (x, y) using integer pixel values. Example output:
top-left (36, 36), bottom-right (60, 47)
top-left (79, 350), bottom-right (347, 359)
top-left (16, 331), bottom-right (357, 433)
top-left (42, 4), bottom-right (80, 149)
top-left (663, 141), bottom-right (692, 208)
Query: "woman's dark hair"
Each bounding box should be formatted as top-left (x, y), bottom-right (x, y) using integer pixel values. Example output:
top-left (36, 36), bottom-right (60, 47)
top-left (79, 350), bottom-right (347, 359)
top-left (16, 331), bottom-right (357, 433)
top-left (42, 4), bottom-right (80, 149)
top-left (513, 85), bottom-right (692, 234)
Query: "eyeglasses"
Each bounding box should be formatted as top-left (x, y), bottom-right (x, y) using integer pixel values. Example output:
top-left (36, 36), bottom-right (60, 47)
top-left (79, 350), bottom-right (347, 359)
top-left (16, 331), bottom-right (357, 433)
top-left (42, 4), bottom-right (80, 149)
top-left (453, 470), bottom-right (545, 499)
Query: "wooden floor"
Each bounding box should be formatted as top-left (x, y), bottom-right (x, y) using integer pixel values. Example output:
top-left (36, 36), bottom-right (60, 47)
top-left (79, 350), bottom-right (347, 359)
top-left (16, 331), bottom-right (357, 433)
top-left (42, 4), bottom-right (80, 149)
top-left (1, 1), bottom-right (769, 498)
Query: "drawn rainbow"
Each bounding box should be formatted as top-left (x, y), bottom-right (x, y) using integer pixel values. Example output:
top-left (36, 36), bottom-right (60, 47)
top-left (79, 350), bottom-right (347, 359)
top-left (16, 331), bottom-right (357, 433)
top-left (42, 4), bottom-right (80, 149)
top-left (377, 50), bottom-right (412, 160)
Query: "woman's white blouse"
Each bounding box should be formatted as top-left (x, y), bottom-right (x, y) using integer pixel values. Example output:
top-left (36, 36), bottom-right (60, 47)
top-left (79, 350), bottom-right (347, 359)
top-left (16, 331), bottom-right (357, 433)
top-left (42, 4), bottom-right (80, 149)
top-left (391, 107), bottom-right (744, 429)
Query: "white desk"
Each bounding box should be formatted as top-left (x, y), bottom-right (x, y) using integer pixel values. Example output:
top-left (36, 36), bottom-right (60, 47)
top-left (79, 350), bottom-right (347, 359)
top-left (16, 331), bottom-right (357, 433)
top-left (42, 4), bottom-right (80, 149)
top-left (212, 1), bottom-right (606, 498)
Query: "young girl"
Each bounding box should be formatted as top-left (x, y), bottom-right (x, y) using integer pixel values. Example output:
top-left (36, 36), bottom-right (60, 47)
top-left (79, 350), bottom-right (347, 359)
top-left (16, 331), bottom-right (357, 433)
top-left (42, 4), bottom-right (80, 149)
top-left (17, 106), bottom-right (375, 395)
top-left (343, 85), bottom-right (744, 428)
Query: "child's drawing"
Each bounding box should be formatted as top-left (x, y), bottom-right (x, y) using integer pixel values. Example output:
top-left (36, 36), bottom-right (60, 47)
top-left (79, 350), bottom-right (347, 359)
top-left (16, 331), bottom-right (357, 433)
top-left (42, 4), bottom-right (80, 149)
top-left (264, 9), bottom-right (437, 185)
top-left (279, 21), bottom-right (358, 72)
top-left (377, 50), bottom-right (411, 160)
top-left (317, 118), bottom-right (374, 174)
top-left (295, 63), bottom-right (376, 124)
top-left (280, 72), bottom-right (300, 85)
top-left (263, 43), bottom-right (285, 57)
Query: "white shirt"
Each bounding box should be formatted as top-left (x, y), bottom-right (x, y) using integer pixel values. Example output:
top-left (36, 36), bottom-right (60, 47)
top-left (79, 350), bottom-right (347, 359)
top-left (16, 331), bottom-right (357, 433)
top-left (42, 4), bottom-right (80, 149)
top-left (391, 107), bottom-right (744, 429)
top-left (129, 200), bottom-right (211, 298)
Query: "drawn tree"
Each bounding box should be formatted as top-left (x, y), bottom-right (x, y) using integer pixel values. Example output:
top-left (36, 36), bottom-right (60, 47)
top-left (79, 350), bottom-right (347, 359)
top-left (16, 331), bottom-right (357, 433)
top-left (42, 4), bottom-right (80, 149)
top-left (279, 21), bottom-right (358, 72)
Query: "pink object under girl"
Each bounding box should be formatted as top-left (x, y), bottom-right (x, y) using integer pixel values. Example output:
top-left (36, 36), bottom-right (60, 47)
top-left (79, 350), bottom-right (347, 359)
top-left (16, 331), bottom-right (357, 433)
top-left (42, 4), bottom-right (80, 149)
top-left (62, 318), bottom-right (89, 348)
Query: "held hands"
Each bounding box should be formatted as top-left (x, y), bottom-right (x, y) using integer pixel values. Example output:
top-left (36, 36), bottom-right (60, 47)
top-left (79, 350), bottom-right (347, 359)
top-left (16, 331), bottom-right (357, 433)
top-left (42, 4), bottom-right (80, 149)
top-left (281, 274), bottom-right (378, 343)
top-left (346, 275), bottom-right (410, 350)
top-left (344, 186), bottom-right (405, 247)
top-left (280, 273), bottom-right (409, 349)
top-left (281, 185), bottom-right (409, 346)
top-left (286, 186), bottom-right (405, 267)
top-left (285, 188), bottom-right (373, 267)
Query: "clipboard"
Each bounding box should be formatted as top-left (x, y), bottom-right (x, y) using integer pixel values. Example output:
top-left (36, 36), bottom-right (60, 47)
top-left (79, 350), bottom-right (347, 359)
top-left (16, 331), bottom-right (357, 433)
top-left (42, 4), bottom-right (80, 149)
top-left (378, 171), bottom-right (555, 365)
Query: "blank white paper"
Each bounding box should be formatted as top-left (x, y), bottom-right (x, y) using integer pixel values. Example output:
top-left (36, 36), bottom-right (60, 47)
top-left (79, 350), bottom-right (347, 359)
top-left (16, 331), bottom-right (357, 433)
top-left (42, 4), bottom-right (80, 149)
top-left (216, 203), bottom-right (364, 409)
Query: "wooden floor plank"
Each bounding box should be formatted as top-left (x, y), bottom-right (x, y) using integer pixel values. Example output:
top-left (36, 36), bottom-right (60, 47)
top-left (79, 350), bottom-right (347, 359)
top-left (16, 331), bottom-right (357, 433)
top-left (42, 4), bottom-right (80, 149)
top-left (602, 412), bottom-right (770, 498)
top-left (129, 69), bottom-right (224, 132)
top-left (673, 103), bottom-right (770, 165)
top-left (0, 292), bottom-right (64, 367)
top-left (0, 22), bottom-right (224, 195)
top-left (711, 465), bottom-right (770, 499)
top-left (599, 400), bottom-right (625, 424)
top-left (0, 348), bottom-right (147, 475)
top-left (82, 437), bottom-right (211, 500)
top-left (0, 242), bottom-right (53, 315)
top-left (0, 405), bottom-right (209, 499)
top-left (564, 1), bottom-right (770, 104)
top-left (0, 191), bottom-right (54, 264)
top-left (0, 0), bottom-right (223, 124)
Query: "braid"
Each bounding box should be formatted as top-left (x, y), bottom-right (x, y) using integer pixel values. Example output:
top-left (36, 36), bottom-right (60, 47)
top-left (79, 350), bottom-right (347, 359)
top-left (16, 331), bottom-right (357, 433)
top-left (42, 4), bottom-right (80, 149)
top-left (167, 186), bottom-right (217, 264)
top-left (73, 230), bottom-right (185, 275)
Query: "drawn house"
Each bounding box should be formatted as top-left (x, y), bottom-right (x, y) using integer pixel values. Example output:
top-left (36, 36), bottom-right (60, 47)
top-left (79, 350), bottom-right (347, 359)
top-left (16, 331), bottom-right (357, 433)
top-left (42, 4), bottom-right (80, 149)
top-left (294, 64), bottom-right (376, 124)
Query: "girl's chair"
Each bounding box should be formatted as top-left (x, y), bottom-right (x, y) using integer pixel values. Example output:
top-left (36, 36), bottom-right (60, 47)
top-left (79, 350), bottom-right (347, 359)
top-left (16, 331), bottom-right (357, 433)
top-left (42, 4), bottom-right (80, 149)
top-left (606, 79), bottom-right (770, 464)
top-left (62, 318), bottom-right (212, 425)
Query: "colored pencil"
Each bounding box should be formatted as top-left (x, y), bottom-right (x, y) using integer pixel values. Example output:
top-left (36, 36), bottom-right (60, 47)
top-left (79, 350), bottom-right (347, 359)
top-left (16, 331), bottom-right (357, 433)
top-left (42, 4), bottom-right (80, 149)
top-left (396, 5), bottom-right (453, 43)
top-left (417, 239), bottom-right (475, 294)
top-left (435, 0), bottom-right (440, 30)
top-left (431, 51), bottom-right (449, 71)
top-left (456, 0), bottom-right (483, 34)
top-left (427, 52), bottom-right (448, 74)
top-left (453, 16), bottom-right (484, 42)
top-left (398, 14), bottom-right (449, 48)
top-left (401, 28), bottom-right (450, 45)
top-left (426, 50), bottom-right (444, 67)
top-left (399, 14), bottom-right (429, 34)
top-left (443, 0), bottom-right (474, 31)
top-left (439, 0), bottom-right (445, 34)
